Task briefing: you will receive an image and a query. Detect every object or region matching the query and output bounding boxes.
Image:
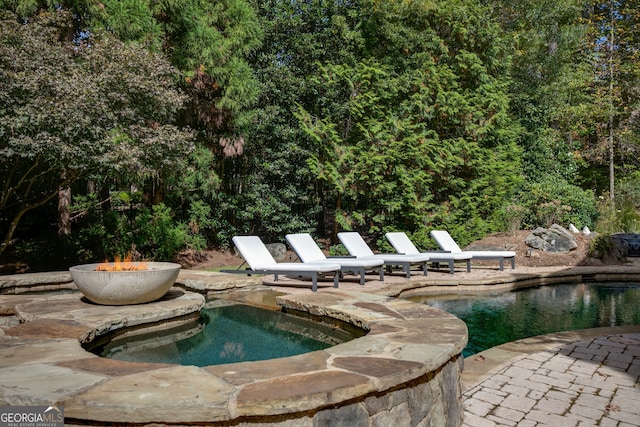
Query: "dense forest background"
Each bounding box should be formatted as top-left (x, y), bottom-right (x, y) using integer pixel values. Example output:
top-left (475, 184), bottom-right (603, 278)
top-left (1, 0), bottom-right (639, 270)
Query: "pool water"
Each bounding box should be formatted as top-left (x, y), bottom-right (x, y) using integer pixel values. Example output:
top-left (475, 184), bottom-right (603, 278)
top-left (99, 301), bottom-right (356, 366)
top-left (408, 283), bottom-right (640, 357)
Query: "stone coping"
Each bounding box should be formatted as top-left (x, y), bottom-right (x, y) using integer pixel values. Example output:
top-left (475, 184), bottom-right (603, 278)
top-left (0, 277), bottom-right (467, 425)
top-left (1, 264), bottom-right (639, 425)
top-left (2, 264), bottom-right (639, 296)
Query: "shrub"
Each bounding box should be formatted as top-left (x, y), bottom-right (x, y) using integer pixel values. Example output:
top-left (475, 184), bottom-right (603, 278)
top-left (74, 202), bottom-right (206, 262)
top-left (514, 178), bottom-right (598, 229)
top-left (595, 179), bottom-right (640, 234)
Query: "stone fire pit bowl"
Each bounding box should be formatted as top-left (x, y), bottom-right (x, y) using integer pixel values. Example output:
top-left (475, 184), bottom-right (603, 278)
top-left (69, 262), bottom-right (181, 305)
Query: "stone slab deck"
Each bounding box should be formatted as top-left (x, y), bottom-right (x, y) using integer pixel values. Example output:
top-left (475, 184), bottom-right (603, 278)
top-left (1, 264), bottom-right (639, 425)
top-left (0, 279), bottom-right (467, 425)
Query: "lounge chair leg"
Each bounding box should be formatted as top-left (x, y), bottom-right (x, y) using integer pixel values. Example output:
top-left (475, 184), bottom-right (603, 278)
top-left (274, 273), bottom-right (279, 282)
top-left (499, 259), bottom-right (504, 271)
top-left (466, 260), bottom-right (471, 272)
top-left (311, 273), bottom-right (318, 292)
top-left (404, 264), bottom-right (411, 278)
top-left (448, 261), bottom-right (454, 274)
top-left (333, 273), bottom-right (339, 288)
top-left (359, 268), bottom-right (365, 286)
top-left (422, 263), bottom-right (428, 276)
top-left (379, 267), bottom-right (384, 281)
top-left (510, 258), bottom-right (515, 269)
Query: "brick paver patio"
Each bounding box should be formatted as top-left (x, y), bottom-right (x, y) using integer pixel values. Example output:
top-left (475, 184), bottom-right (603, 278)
top-left (463, 334), bottom-right (640, 427)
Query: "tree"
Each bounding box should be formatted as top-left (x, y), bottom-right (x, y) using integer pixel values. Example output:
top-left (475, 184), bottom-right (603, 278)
top-left (296, 0), bottom-right (522, 245)
top-left (1, 0), bottom-right (263, 248)
top-left (493, 0), bottom-right (588, 182)
top-left (0, 11), bottom-right (194, 258)
top-left (487, 0), bottom-right (601, 230)
top-left (585, 0), bottom-right (640, 195)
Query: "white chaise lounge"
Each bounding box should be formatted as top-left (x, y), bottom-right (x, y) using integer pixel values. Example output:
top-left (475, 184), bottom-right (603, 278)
top-left (429, 230), bottom-right (516, 271)
top-left (225, 236), bottom-right (341, 291)
top-left (337, 232), bottom-right (430, 278)
top-left (385, 232), bottom-right (472, 274)
top-left (286, 233), bottom-right (385, 285)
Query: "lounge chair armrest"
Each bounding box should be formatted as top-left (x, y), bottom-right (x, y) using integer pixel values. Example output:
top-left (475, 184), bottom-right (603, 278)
top-left (328, 255), bottom-right (357, 259)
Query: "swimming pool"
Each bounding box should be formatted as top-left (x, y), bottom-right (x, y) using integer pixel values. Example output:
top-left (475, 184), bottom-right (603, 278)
top-left (407, 282), bottom-right (640, 357)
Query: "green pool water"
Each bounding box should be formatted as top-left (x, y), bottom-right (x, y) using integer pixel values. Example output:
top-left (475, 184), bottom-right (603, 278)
top-left (408, 282), bottom-right (640, 357)
top-left (98, 301), bottom-right (356, 366)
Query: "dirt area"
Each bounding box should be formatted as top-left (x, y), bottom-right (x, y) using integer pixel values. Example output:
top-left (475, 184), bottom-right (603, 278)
top-left (0, 229), bottom-right (602, 274)
top-left (466, 230), bottom-right (595, 268)
top-left (179, 230), bottom-right (598, 270)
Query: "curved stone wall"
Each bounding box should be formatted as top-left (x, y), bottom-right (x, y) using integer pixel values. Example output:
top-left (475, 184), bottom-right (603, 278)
top-left (0, 272), bottom-right (468, 426)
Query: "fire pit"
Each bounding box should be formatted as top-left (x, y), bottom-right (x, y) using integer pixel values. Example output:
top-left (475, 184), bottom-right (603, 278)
top-left (69, 262), bottom-right (181, 305)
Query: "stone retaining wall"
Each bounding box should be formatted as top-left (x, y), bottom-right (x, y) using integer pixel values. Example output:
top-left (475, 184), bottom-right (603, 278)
top-left (308, 356), bottom-right (464, 427)
top-left (0, 271), bottom-right (468, 426)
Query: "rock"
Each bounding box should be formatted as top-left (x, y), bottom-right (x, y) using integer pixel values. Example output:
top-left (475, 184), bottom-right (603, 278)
top-left (611, 233), bottom-right (640, 257)
top-left (589, 235), bottom-right (628, 263)
top-left (264, 243), bottom-right (287, 261)
top-left (569, 224), bottom-right (580, 233)
top-left (525, 249), bottom-right (540, 258)
top-left (582, 226), bottom-right (591, 235)
top-left (525, 224), bottom-right (578, 253)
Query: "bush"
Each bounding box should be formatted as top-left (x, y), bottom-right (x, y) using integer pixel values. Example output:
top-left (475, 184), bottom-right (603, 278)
top-left (75, 202), bottom-right (206, 262)
top-left (511, 178), bottom-right (598, 229)
top-left (595, 179), bottom-right (640, 234)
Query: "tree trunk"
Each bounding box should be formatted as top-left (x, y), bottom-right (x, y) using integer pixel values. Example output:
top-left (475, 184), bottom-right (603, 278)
top-left (58, 170), bottom-right (71, 235)
top-left (608, 0), bottom-right (615, 204)
top-left (152, 177), bottom-right (165, 205)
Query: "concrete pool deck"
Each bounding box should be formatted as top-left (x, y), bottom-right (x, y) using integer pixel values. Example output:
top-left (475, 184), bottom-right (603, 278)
top-left (1, 263), bottom-right (639, 425)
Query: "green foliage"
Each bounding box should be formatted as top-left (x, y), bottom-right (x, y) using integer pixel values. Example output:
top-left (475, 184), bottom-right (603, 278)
top-left (3, 0), bottom-right (634, 263)
top-left (75, 203), bottom-right (206, 262)
top-left (584, 0), bottom-right (640, 187)
top-left (595, 179), bottom-right (640, 234)
top-left (588, 234), bottom-right (626, 263)
top-left (492, 0), bottom-right (587, 183)
top-left (0, 10), bottom-right (193, 257)
top-left (134, 204), bottom-right (206, 260)
top-left (507, 178), bottom-right (598, 230)
top-left (297, 0), bottom-right (522, 242)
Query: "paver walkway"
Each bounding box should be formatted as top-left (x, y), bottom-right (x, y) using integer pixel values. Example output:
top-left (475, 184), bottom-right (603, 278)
top-left (463, 333), bottom-right (640, 427)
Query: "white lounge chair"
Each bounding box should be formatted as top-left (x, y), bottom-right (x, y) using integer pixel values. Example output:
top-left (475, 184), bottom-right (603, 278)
top-left (337, 232), bottom-right (430, 278)
top-left (385, 232), bottom-right (472, 274)
top-left (286, 233), bottom-right (385, 285)
top-left (225, 236), bottom-right (341, 291)
top-left (429, 230), bottom-right (516, 271)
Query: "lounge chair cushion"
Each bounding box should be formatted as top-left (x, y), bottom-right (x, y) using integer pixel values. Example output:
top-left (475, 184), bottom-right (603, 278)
top-left (232, 236), bottom-right (340, 272)
top-left (286, 233), bottom-right (383, 268)
top-left (429, 230), bottom-right (516, 258)
top-left (338, 232), bottom-right (430, 263)
top-left (385, 232), bottom-right (472, 261)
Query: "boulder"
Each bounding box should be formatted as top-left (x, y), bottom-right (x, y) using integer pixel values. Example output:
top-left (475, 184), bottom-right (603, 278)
top-left (525, 224), bottom-right (578, 253)
top-left (265, 242), bottom-right (287, 261)
top-left (610, 233), bottom-right (640, 257)
top-left (589, 234), bottom-right (629, 263)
